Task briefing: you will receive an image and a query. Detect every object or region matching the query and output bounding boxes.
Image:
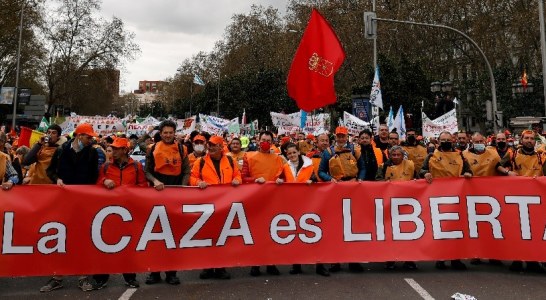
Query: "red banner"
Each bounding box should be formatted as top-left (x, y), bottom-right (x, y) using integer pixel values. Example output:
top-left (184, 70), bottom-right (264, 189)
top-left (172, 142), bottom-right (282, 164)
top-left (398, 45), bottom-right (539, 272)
top-left (2, 177), bottom-right (546, 277)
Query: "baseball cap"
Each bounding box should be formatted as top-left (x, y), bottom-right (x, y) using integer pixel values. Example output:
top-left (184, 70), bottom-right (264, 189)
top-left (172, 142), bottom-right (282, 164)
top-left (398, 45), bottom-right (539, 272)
top-left (209, 135), bottom-right (224, 145)
top-left (335, 126), bottom-right (348, 135)
top-left (74, 123), bottom-right (98, 137)
top-left (111, 137), bottom-right (129, 148)
top-left (193, 134), bottom-right (206, 143)
top-left (281, 136), bottom-right (291, 145)
top-left (306, 134), bottom-right (315, 140)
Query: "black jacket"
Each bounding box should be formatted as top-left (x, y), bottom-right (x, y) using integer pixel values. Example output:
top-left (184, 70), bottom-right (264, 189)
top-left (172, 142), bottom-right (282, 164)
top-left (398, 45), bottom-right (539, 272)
top-left (47, 139), bottom-right (99, 185)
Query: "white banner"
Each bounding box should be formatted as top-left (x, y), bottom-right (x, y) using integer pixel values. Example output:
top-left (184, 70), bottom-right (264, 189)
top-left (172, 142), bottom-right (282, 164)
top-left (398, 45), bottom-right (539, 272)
top-left (343, 111), bottom-right (370, 136)
top-left (270, 112), bottom-right (330, 135)
top-left (138, 116), bottom-right (160, 126)
top-left (126, 124), bottom-right (150, 137)
top-left (59, 116), bottom-right (126, 136)
top-left (228, 117), bottom-right (240, 135)
top-left (422, 109), bottom-right (458, 138)
top-left (199, 113), bottom-right (230, 136)
top-left (175, 116), bottom-right (197, 135)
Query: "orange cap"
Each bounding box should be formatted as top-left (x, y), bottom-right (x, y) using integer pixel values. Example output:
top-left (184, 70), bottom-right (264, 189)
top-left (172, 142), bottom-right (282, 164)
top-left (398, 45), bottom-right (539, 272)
top-left (281, 136), bottom-right (291, 145)
top-left (335, 126), bottom-right (348, 135)
top-left (74, 123), bottom-right (98, 137)
top-left (111, 137), bottom-right (129, 148)
top-left (306, 134), bottom-right (315, 140)
top-left (193, 134), bottom-right (206, 143)
top-left (209, 135), bottom-right (224, 145)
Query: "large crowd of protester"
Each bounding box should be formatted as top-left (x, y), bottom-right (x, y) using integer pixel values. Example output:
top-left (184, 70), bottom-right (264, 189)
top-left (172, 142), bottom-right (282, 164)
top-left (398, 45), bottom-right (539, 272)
top-left (1, 120), bottom-right (544, 292)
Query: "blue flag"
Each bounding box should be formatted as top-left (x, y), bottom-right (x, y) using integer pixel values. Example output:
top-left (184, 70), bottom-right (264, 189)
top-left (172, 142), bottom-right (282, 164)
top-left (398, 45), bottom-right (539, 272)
top-left (193, 74), bottom-right (205, 86)
top-left (300, 110), bottom-right (307, 129)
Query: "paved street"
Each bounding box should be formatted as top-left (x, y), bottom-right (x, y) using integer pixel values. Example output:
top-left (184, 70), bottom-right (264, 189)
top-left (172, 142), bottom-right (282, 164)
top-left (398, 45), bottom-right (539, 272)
top-left (2, 261), bottom-right (546, 299)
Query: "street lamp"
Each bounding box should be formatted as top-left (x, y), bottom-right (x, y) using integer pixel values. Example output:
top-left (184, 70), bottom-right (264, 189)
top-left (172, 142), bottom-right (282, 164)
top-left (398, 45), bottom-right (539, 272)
top-left (11, 1), bottom-right (26, 130)
top-left (431, 81), bottom-right (454, 118)
top-left (512, 82), bottom-right (535, 116)
top-left (512, 82), bottom-right (534, 95)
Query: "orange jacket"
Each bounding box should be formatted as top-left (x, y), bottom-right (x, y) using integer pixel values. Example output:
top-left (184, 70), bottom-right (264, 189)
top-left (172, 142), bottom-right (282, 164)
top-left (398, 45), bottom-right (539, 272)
top-left (281, 155), bottom-right (314, 183)
top-left (242, 151), bottom-right (285, 183)
top-left (190, 154), bottom-right (242, 186)
top-left (97, 158), bottom-right (148, 187)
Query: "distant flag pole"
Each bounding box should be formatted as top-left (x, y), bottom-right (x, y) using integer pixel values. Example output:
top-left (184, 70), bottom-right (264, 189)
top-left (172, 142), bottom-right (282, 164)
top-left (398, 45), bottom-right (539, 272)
top-left (242, 109), bottom-right (247, 125)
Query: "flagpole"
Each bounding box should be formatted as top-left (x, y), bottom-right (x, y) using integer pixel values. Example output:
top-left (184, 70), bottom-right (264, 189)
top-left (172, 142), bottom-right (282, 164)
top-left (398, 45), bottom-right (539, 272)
top-left (217, 69), bottom-right (220, 116)
top-left (539, 0), bottom-right (546, 116)
top-left (372, 0), bottom-right (377, 69)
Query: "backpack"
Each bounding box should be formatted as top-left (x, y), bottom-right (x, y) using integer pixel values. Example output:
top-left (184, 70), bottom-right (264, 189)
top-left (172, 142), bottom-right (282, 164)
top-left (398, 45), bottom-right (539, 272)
top-left (198, 155), bottom-right (234, 179)
top-left (102, 161), bottom-right (140, 184)
top-left (326, 144), bottom-right (359, 180)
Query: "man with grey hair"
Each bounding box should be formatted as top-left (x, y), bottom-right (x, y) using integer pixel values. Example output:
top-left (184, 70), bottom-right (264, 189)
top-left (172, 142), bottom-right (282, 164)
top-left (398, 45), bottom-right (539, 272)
top-left (463, 132), bottom-right (510, 177)
top-left (376, 145), bottom-right (417, 270)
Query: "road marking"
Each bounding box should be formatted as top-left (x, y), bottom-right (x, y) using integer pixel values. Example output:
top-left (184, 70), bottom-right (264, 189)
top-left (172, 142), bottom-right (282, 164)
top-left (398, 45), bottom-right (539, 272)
top-left (404, 278), bottom-right (435, 300)
top-left (118, 288), bottom-right (138, 300)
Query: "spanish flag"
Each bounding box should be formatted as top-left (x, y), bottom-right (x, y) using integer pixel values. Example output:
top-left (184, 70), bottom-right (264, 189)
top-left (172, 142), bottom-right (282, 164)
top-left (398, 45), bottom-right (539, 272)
top-left (521, 70), bottom-right (528, 89)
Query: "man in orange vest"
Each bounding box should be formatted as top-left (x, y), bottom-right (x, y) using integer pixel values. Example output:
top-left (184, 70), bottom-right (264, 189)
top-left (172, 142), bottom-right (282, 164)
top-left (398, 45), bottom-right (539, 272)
top-left (241, 131), bottom-right (285, 276)
top-left (420, 131), bottom-right (472, 270)
top-left (500, 129), bottom-right (546, 273)
top-left (22, 124), bottom-right (66, 184)
top-left (402, 129), bottom-right (428, 173)
top-left (188, 134), bottom-right (207, 169)
top-left (373, 124), bottom-right (389, 151)
top-left (463, 132), bottom-right (511, 266)
top-left (463, 132), bottom-right (509, 177)
top-left (376, 145), bottom-right (417, 270)
top-left (318, 126), bottom-right (364, 273)
top-left (191, 135), bottom-right (241, 280)
top-left (226, 137), bottom-right (246, 170)
top-left (144, 119), bottom-right (190, 285)
top-left (93, 137), bottom-right (148, 289)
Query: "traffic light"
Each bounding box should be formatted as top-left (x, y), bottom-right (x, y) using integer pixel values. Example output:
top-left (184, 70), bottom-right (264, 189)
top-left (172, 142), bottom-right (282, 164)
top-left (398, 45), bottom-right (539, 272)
top-left (364, 12), bottom-right (377, 39)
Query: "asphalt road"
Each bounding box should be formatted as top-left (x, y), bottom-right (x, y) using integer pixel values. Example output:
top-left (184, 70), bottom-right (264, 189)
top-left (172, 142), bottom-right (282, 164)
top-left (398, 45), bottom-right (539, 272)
top-left (2, 261), bottom-right (546, 299)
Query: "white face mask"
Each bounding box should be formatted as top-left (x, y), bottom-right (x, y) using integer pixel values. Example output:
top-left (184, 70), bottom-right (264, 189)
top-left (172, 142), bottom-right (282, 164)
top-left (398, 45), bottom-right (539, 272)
top-left (194, 144), bottom-right (205, 153)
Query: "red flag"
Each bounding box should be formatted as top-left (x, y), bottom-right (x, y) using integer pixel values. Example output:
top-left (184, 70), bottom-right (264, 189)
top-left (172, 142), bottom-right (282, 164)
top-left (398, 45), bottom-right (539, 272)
top-left (521, 70), bottom-right (528, 89)
top-left (287, 9), bottom-right (345, 112)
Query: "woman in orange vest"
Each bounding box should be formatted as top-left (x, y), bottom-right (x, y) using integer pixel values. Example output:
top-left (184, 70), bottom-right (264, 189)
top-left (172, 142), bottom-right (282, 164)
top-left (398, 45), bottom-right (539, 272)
top-left (276, 143), bottom-right (314, 184)
top-left (275, 143), bottom-right (329, 277)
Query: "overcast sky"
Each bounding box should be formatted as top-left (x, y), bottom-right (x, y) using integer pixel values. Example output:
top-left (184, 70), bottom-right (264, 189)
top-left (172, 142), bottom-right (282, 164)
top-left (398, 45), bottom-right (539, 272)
top-left (100, 0), bottom-right (289, 93)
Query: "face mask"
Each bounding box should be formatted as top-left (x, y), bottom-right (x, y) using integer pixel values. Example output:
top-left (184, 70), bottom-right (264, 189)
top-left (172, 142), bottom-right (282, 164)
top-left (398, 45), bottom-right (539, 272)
top-left (497, 142), bottom-right (506, 149)
top-left (508, 142), bottom-right (514, 147)
top-left (193, 144), bottom-right (205, 153)
top-left (473, 143), bottom-right (486, 152)
top-left (407, 135), bottom-right (416, 144)
top-left (427, 147), bottom-right (435, 154)
top-left (77, 139), bottom-right (84, 149)
top-left (440, 142), bottom-right (452, 151)
top-left (259, 141), bottom-right (271, 152)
